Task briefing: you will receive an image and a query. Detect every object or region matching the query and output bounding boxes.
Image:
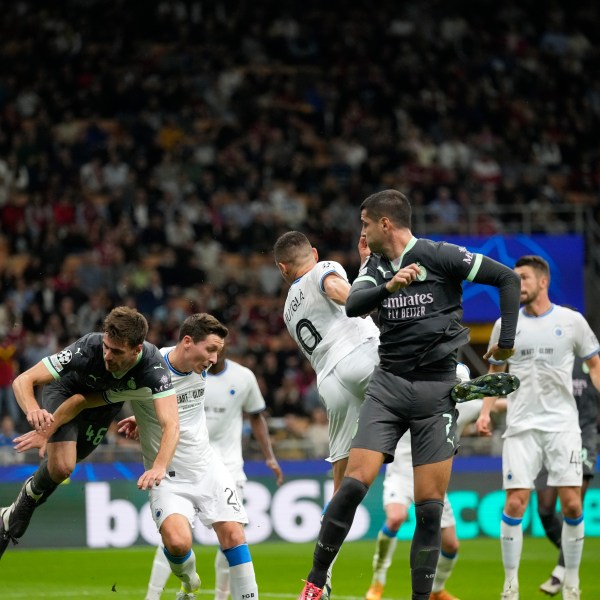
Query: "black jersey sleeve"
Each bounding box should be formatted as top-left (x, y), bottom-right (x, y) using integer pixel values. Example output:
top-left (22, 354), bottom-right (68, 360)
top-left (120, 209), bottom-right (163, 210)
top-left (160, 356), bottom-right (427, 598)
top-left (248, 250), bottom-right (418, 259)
top-left (472, 255), bottom-right (521, 348)
top-left (346, 254), bottom-right (391, 317)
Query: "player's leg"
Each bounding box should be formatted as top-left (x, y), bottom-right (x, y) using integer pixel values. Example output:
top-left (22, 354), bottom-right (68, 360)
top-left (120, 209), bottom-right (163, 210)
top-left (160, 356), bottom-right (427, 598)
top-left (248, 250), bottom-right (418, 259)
top-left (367, 502), bottom-right (407, 600)
top-left (430, 497), bottom-right (460, 600)
top-left (535, 469), bottom-right (565, 596)
top-left (214, 481), bottom-right (246, 600)
top-left (213, 521), bottom-right (258, 600)
top-left (546, 430), bottom-right (584, 598)
top-left (410, 380), bottom-right (459, 600)
top-left (145, 544), bottom-right (172, 600)
top-left (149, 481), bottom-right (200, 598)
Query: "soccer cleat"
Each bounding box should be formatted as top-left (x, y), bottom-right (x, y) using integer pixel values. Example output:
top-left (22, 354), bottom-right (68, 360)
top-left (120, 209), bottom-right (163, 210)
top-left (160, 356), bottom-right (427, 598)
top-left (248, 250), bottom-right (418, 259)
top-left (561, 588), bottom-right (580, 600)
top-left (500, 591), bottom-right (519, 600)
top-left (366, 581), bottom-right (384, 600)
top-left (175, 573), bottom-right (200, 600)
top-left (430, 590), bottom-right (461, 600)
top-left (451, 372), bottom-right (520, 403)
top-left (299, 580), bottom-right (324, 600)
top-left (540, 575), bottom-right (563, 596)
top-left (0, 509), bottom-right (18, 560)
top-left (7, 476), bottom-right (41, 539)
top-left (321, 583), bottom-right (332, 600)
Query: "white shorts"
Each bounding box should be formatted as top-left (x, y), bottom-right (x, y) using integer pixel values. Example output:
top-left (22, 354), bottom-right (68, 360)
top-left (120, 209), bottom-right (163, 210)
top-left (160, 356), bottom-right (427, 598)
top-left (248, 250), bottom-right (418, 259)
top-left (502, 430), bottom-right (583, 489)
top-left (149, 458), bottom-right (249, 531)
top-left (318, 338), bottom-right (379, 463)
top-left (383, 444), bottom-right (455, 528)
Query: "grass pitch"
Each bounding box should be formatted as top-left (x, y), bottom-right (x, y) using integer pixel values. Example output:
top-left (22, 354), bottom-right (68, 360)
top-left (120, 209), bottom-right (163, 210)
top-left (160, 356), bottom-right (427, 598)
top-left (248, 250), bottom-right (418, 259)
top-left (1, 538), bottom-right (599, 599)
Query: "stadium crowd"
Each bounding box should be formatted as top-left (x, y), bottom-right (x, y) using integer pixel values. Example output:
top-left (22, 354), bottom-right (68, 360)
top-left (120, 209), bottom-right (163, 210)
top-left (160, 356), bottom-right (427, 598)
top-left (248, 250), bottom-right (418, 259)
top-left (0, 0), bottom-right (599, 453)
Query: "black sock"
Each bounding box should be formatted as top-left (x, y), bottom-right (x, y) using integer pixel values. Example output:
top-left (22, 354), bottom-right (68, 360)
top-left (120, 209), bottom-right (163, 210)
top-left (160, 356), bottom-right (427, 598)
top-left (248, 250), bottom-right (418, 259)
top-left (308, 477), bottom-right (369, 588)
top-left (410, 500), bottom-right (443, 600)
top-left (539, 511), bottom-right (562, 549)
top-left (30, 460), bottom-right (60, 505)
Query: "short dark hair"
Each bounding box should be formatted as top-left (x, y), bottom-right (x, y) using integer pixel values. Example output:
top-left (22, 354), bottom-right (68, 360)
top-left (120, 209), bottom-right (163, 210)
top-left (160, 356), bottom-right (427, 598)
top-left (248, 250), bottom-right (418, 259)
top-left (103, 307), bottom-right (148, 347)
top-left (178, 313), bottom-right (228, 343)
top-left (273, 231), bottom-right (312, 264)
top-left (515, 255), bottom-right (550, 279)
top-left (360, 189), bottom-right (412, 228)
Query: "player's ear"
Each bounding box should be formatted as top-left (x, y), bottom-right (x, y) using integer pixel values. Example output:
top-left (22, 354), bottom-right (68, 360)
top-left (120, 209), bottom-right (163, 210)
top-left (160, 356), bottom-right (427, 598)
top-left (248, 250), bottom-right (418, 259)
top-left (312, 247), bottom-right (318, 262)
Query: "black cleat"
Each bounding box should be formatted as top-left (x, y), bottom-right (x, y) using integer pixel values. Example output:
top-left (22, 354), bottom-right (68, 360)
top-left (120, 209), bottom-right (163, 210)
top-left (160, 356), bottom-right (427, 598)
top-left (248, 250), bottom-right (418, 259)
top-left (0, 508), bottom-right (18, 560)
top-left (451, 372), bottom-right (520, 403)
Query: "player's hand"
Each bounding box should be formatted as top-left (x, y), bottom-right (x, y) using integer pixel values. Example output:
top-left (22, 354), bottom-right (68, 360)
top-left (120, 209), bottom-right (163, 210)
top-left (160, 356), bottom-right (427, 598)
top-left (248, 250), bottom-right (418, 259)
top-left (358, 235), bottom-right (370, 264)
top-left (13, 430), bottom-right (49, 458)
top-left (137, 466), bottom-right (166, 490)
top-left (26, 408), bottom-right (54, 432)
top-left (475, 414), bottom-right (492, 437)
top-left (483, 344), bottom-right (515, 362)
top-left (385, 263), bottom-right (421, 293)
top-left (266, 458), bottom-right (284, 486)
top-left (117, 416), bottom-right (139, 441)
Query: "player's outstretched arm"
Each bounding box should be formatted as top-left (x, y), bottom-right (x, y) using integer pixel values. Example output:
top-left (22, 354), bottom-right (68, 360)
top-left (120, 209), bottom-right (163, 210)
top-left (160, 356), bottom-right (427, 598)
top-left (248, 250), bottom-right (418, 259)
top-left (12, 361), bottom-right (56, 431)
top-left (250, 412), bottom-right (283, 485)
top-left (138, 393), bottom-right (179, 491)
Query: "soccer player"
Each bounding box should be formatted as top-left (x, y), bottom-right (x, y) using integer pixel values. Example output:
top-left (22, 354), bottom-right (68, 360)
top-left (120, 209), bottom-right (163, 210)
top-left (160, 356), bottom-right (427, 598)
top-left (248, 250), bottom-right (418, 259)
top-left (297, 189), bottom-right (521, 600)
top-left (274, 230), bottom-right (380, 599)
top-left (143, 341), bottom-right (281, 600)
top-left (0, 306), bottom-right (179, 559)
top-left (17, 313), bottom-right (259, 600)
top-left (476, 256), bottom-right (600, 600)
top-left (535, 354), bottom-right (600, 596)
top-left (366, 364), bottom-right (481, 600)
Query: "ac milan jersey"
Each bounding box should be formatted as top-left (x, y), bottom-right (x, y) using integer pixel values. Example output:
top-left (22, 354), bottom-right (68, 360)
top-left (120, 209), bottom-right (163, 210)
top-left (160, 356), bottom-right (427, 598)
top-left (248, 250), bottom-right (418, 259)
top-left (43, 333), bottom-right (173, 399)
top-left (283, 260), bottom-right (380, 383)
top-left (205, 359), bottom-right (266, 481)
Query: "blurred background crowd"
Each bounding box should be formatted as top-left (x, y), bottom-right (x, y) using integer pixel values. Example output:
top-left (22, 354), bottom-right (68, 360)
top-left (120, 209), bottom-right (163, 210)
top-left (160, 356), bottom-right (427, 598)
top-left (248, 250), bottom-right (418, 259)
top-left (1, 0), bottom-right (599, 462)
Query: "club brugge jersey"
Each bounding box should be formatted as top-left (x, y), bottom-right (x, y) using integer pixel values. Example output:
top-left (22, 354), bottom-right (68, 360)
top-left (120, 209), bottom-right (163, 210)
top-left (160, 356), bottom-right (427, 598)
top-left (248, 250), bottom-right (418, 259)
top-left (43, 333), bottom-right (173, 398)
top-left (283, 260), bottom-right (380, 383)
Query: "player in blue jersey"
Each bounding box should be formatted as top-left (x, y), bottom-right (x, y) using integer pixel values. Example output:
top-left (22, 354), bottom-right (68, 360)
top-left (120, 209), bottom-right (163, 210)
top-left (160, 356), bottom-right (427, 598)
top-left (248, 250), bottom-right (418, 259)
top-left (0, 307), bottom-right (179, 559)
top-left (298, 189), bottom-right (521, 600)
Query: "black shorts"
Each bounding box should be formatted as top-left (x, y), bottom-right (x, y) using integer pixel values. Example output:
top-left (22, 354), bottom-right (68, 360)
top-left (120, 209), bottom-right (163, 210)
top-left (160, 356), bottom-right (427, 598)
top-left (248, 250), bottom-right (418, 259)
top-left (43, 383), bottom-right (123, 462)
top-left (351, 365), bottom-right (458, 466)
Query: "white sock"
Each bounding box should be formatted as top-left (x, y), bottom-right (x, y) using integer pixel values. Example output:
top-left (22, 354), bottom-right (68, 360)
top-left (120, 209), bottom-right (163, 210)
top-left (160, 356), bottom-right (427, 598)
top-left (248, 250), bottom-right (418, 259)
top-left (431, 551), bottom-right (458, 593)
top-left (372, 527), bottom-right (398, 585)
top-left (224, 544), bottom-right (258, 600)
top-left (145, 545), bottom-right (172, 600)
top-left (500, 513), bottom-right (523, 593)
top-left (215, 548), bottom-right (230, 600)
top-left (164, 547), bottom-right (199, 592)
top-left (562, 515), bottom-right (584, 589)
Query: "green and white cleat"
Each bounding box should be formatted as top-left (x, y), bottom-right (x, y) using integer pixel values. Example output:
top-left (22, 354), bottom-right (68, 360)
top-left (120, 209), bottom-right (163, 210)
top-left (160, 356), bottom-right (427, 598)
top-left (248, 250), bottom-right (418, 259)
top-left (451, 372), bottom-right (520, 403)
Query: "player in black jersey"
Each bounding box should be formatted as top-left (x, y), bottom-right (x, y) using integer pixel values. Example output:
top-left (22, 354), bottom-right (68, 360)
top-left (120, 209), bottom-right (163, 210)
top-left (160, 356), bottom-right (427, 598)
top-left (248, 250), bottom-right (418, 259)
top-left (0, 307), bottom-right (179, 559)
top-left (299, 189), bottom-right (521, 600)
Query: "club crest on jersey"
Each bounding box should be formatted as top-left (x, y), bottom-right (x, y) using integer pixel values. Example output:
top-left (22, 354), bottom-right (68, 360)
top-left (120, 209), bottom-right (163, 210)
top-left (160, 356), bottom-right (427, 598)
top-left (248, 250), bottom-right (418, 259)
top-left (553, 326), bottom-right (564, 337)
top-left (159, 375), bottom-right (170, 386)
top-left (229, 387), bottom-right (236, 396)
top-left (416, 263), bottom-right (427, 281)
top-left (127, 378), bottom-right (137, 390)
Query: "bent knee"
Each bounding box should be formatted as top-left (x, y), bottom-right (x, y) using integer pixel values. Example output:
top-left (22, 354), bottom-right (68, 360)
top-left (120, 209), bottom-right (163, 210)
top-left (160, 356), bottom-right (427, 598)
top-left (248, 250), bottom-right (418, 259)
top-left (215, 522), bottom-right (246, 549)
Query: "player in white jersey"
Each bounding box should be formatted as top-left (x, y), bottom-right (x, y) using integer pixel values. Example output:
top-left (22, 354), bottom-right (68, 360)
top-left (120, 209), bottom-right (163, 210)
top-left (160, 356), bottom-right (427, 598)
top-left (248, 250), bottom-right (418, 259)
top-left (476, 256), bottom-right (600, 600)
top-left (366, 363), bottom-right (480, 600)
top-left (21, 314), bottom-right (260, 600)
top-left (274, 230), bottom-right (380, 491)
top-left (145, 344), bottom-right (283, 600)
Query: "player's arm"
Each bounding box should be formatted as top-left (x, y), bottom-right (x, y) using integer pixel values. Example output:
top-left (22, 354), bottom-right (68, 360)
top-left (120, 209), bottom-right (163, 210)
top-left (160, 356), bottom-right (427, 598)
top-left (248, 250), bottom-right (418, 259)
top-left (137, 393), bottom-right (180, 491)
top-left (471, 256), bottom-right (520, 360)
top-left (12, 360), bottom-right (56, 431)
top-left (248, 411), bottom-right (283, 485)
top-left (13, 392), bottom-right (107, 456)
top-left (322, 273), bottom-right (351, 306)
top-left (585, 353), bottom-right (600, 394)
top-left (475, 363), bottom-right (507, 436)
